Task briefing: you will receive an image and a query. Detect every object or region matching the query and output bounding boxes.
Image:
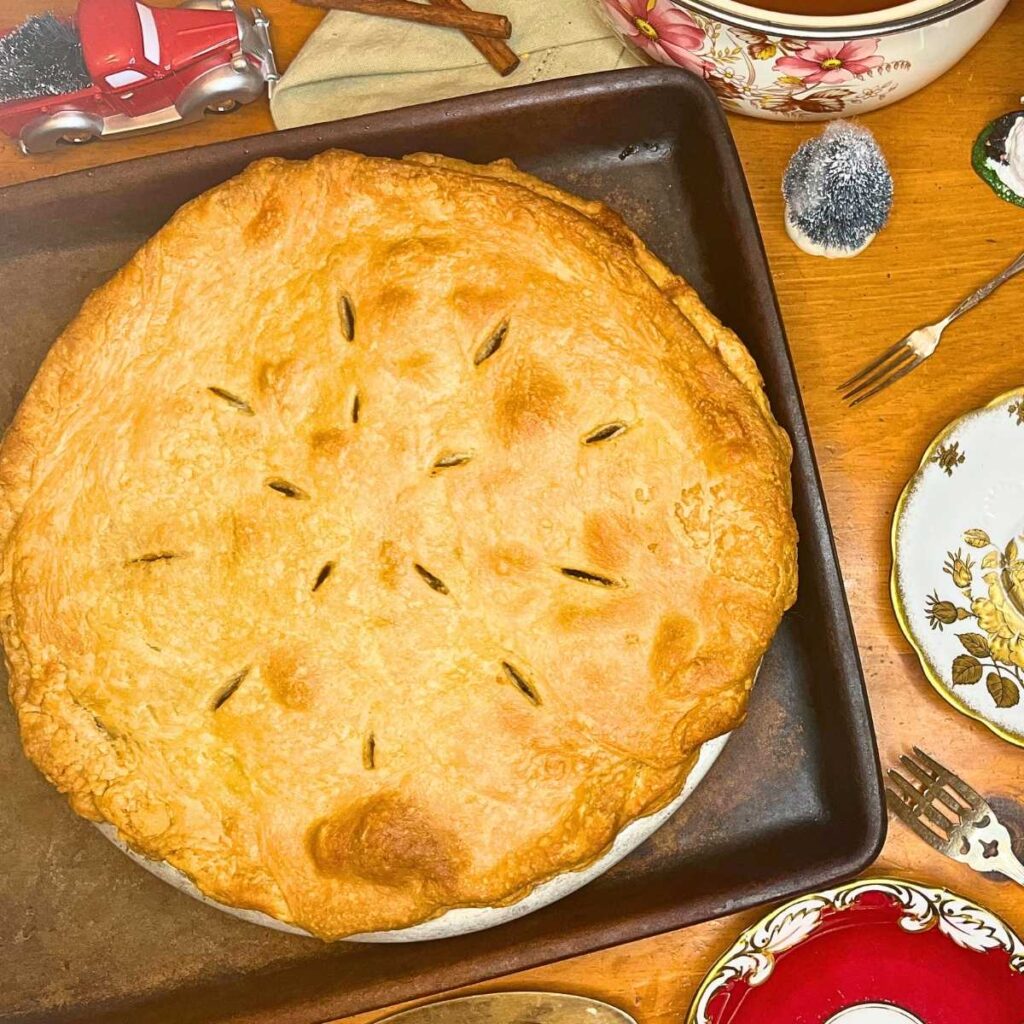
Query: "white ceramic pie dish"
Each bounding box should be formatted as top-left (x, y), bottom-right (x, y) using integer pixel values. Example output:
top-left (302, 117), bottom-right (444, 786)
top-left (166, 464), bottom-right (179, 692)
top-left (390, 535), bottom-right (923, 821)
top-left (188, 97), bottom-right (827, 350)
top-left (96, 731), bottom-right (731, 941)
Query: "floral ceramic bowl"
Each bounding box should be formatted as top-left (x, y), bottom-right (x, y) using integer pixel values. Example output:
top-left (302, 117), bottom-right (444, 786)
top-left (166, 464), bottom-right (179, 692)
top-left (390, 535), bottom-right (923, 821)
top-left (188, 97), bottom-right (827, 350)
top-left (597, 0), bottom-right (1010, 120)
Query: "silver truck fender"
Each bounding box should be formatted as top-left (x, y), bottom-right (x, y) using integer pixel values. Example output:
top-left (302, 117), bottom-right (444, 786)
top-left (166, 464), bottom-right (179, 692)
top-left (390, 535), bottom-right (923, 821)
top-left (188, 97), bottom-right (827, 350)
top-left (174, 60), bottom-right (264, 120)
top-left (19, 109), bottom-right (105, 154)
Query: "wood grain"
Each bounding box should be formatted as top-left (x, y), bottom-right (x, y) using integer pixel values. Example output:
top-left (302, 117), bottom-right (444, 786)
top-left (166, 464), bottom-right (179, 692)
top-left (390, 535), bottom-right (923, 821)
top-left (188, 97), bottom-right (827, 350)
top-left (1, 0), bottom-right (1022, 1020)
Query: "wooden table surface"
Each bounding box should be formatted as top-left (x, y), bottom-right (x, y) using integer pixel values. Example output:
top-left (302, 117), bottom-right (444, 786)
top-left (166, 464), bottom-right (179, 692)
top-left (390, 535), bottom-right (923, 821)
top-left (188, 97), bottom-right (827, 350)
top-left (2, 1), bottom-right (1022, 1020)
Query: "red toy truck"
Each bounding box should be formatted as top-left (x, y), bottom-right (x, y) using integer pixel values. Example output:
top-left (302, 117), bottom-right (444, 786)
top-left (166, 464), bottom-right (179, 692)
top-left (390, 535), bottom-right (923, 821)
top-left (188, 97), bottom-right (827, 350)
top-left (0, 0), bottom-right (277, 154)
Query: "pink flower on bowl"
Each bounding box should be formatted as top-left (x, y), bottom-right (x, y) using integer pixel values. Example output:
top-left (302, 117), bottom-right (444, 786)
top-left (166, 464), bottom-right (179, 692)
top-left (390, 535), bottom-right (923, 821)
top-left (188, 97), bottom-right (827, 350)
top-left (603, 0), bottom-right (711, 77)
top-left (774, 38), bottom-right (885, 85)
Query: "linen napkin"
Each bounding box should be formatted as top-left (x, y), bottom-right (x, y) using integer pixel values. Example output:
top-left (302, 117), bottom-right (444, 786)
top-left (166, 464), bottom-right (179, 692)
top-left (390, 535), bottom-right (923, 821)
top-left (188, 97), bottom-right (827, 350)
top-left (270, 0), bottom-right (645, 130)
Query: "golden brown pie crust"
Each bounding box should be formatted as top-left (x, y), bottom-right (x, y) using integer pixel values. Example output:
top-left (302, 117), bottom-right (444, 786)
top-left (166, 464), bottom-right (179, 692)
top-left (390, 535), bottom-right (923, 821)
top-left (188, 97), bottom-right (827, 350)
top-left (0, 151), bottom-right (797, 939)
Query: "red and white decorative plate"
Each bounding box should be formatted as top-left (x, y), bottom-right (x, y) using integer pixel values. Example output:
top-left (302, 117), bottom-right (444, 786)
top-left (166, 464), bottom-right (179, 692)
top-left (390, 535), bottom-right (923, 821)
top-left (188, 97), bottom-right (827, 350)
top-left (688, 878), bottom-right (1024, 1024)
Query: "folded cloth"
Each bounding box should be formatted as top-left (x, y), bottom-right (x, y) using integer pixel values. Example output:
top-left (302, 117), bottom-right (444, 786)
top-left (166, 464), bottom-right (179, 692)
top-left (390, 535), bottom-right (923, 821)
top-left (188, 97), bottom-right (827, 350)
top-left (270, 0), bottom-right (645, 130)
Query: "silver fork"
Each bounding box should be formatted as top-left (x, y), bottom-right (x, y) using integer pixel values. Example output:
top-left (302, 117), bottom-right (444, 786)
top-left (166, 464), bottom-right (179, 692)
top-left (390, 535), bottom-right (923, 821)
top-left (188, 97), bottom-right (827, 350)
top-left (885, 746), bottom-right (1024, 886)
top-left (839, 248), bottom-right (1024, 406)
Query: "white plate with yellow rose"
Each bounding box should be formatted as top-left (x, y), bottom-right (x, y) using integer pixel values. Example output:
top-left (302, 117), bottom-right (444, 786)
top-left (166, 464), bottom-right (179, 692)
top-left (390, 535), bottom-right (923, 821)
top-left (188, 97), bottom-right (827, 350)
top-left (892, 387), bottom-right (1024, 747)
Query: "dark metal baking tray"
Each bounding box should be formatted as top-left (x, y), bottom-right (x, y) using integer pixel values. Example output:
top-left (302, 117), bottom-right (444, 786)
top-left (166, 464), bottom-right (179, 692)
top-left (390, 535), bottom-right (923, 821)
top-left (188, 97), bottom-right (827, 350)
top-left (0, 68), bottom-right (884, 1024)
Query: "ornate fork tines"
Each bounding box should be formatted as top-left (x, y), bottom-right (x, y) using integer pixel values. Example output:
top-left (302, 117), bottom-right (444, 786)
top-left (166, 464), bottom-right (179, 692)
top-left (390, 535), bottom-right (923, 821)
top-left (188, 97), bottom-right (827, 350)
top-left (838, 338), bottom-right (906, 391)
top-left (839, 327), bottom-right (937, 405)
top-left (887, 769), bottom-right (956, 832)
top-left (839, 248), bottom-right (1024, 405)
top-left (898, 751), bottom-right (972, 816)
top-left (839, 342), bottom-right (917, 398)
top-left (885, 747), bottom-right (1024, 886)
top-left (909, 745), bottom-right (985, 808)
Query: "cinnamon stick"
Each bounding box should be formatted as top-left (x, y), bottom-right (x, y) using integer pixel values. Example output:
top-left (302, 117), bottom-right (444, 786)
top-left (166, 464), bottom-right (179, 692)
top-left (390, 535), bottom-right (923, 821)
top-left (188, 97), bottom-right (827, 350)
top-left (427, 0), bottom-right (519, 76)
top-left (293, 0), bottom-right (511, 39)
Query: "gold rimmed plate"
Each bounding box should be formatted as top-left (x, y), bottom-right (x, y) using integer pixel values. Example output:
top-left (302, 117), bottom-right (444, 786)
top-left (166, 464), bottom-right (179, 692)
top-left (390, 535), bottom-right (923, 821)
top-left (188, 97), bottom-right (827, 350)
top-left (685, 877), bottom-right (1024, 1022)
top-left (891, 387), bottom-right (1024, 747)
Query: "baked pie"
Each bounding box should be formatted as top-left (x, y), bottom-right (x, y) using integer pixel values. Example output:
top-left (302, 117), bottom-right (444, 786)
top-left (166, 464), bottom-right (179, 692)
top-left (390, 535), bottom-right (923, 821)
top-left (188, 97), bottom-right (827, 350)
top-left (0, 151), bottom-right (797, 939)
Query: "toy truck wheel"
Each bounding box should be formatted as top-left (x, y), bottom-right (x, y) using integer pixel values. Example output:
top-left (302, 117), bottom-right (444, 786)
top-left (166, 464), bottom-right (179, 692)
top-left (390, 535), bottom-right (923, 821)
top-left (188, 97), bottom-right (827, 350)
top-left (176, 63), bottom-right (263, 121)
top-left (19, 111), bottom-right (103, 154)
top-left (205, 99), bottom-right (241, 114)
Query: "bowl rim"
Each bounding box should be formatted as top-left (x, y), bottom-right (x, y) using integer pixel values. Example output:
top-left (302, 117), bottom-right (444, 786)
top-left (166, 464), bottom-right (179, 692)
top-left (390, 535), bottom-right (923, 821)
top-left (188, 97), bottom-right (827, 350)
top-left (666, 0), bottom-right (991, 38)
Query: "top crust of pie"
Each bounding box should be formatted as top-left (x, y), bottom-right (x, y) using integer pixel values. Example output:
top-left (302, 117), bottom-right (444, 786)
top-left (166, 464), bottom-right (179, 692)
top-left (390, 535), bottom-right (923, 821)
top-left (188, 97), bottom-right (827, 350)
top-left (0, 151), bottom-right (797, 939)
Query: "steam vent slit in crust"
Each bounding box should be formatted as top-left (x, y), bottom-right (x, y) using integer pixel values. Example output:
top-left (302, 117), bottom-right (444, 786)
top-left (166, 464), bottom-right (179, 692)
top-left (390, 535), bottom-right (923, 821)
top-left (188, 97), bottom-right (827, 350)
top-left (0, 151), bottom-right (797, 940)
